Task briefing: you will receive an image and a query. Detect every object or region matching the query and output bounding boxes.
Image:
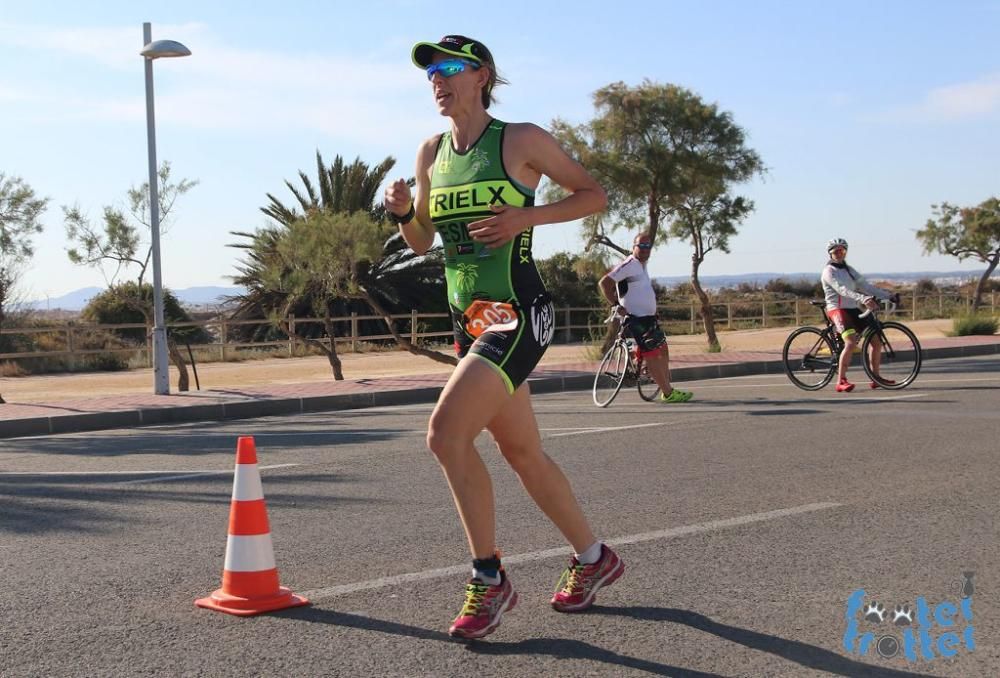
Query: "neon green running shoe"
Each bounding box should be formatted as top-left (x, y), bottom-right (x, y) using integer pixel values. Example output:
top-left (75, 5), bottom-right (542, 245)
top-left (658, 388), bottom-right (693, 403)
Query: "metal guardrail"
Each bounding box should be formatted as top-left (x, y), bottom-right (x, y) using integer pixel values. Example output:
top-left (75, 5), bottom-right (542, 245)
top-left (1, 292), bottom-right (995, 365)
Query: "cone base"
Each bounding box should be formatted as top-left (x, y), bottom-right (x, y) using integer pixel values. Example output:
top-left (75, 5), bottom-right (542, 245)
top-left (195, 585), bottom-right (310, 616)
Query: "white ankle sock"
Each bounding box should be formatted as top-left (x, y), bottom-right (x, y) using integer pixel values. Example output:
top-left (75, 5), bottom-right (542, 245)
top-left (576, 541), bottom-right (603, 565)
top-left (472, 568), bottom-right (501, 586)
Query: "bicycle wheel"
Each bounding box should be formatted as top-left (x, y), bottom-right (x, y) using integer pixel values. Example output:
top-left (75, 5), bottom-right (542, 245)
top-left (636, 356), bottom-right (661, 401)
top-left (863, 321), bottom-right (922, 389)
top-left (593, 341), bottom-right (629, 407)
top-left (783, 326), bottom-right (837, 390)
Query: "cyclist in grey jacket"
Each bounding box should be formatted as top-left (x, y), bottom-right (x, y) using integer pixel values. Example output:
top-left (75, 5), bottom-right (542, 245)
top-left (820, 238), bottom-right (899, 392)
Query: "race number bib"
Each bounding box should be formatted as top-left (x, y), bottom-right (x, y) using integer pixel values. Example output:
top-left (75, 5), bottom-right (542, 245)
top-left (463, 300), bottom-right (519, 338)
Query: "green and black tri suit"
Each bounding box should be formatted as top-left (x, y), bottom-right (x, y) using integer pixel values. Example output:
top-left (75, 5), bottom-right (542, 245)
top-left (429, 119), bottom-right (554, 393)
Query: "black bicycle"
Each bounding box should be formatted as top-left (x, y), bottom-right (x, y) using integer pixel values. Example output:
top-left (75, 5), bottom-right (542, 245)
top-left (782, 300), bottom-right (922, 391)
top-left (593, 311), bottom-right (661, 407)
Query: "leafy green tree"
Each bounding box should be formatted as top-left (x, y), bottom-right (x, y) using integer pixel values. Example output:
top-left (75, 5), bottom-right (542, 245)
top-left (82, 283), bottom-right (211, 344)
top-left (917, 198), bottom-right (1000, 312)
top-left (0, 173), bottom-right (49, 403)
top-left (550, 81), bottom-right (765, 348)
top-left (914, 278), bottom-right (938, 296)
top-left (64, 161), bottom-right (197, 286)
top-left (229, 152), bottom-right (453, 375)
top-left (264, 210), bottom-right (453, 379)
top-left (535, 251), bottom-right (610, 343)
top-left (63, 161), bottom-right (199, 389)
top-left (229, 152), bottom-right (397, 335)
top-left (0, 174), bottom-right (48, 324)
top-left (535, 251), bottom-right (608, 308)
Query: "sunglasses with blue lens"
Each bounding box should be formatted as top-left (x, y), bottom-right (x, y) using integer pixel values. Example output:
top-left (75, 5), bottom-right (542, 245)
top-left (426, 58), bottom-right (480, 80)
top-left (636, 243), bottom-right (653, 250)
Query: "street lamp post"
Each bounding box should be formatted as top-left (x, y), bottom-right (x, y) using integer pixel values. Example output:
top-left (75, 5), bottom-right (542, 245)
top-left (140, 22), bottom-right (190, 395)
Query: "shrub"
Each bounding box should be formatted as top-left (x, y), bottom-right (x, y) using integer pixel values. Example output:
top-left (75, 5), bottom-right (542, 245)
top-left (82, 282), bottom-right (213, 344)
top-left (765, 277), bottom-right (823, 299)
top-left (951, 314), bottom-right (998, 336)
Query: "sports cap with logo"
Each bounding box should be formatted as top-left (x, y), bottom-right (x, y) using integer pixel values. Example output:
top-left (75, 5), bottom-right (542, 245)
top-left (412, 35), bottom-right (493, 69)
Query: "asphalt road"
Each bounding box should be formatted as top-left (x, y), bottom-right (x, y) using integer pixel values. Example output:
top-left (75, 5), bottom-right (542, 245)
top-left (1, 355), bottom-right (998, 677)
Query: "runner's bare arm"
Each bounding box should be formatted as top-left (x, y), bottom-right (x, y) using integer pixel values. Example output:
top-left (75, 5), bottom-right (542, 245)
top-left (386, 136), bottom-right (439, 255)
top-left (508, 122), bottom-right (607, 225)
top-left (467, 123), bottom-right (606, 247)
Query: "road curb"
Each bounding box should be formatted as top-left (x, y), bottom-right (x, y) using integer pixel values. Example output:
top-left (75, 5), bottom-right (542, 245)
top-left (2, 343), bottom-right (997, 439)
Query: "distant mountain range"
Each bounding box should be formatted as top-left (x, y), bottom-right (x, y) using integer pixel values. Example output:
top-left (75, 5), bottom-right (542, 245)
top-left (27, 286), bottom-right (245, 311)
top-left (27, 269), bottom-right (992, 311)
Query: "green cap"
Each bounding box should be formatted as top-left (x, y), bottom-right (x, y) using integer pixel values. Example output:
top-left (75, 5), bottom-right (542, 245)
top-left (412, 35), bottom-right (491, 68)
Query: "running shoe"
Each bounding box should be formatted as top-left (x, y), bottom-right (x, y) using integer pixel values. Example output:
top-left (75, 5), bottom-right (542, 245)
top-left (836, 380), bottom-right (855, 393)
top-left (658, 388), bottom-right (693, 403)
top-left (551, 544), bottom-right (625, 612)
top-left (448, 573), bottom-right (517, 639)
top-left (869, 379), bottom-right (896, 389)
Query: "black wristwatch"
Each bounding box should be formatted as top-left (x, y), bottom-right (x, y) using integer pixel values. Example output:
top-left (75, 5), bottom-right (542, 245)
top-left (387, 203), bottom-right (415, 225)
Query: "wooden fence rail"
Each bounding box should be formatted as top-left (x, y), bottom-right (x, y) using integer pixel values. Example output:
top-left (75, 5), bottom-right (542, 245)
top-left (1, 292), bottom-right (995, 365)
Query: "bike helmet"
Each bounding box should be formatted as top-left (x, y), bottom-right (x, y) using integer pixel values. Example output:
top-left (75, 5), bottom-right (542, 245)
top-left (826, 238), bottom-right (848, 253)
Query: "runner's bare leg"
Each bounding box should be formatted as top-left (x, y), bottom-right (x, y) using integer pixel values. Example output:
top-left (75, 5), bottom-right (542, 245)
top-left (488, 383), bottom-right (596, 552)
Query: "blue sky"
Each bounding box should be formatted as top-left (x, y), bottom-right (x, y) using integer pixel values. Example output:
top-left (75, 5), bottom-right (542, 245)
top-left (2, 0), bottom-right (999, 301)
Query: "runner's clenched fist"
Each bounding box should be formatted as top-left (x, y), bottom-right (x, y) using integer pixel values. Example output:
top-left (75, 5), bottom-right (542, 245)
top-left (384, 178), bottom-right (412, 217)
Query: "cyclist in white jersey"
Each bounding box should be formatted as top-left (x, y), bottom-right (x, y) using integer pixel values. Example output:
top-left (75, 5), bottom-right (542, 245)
top-left (821, 238), bottom-right (899, 392)
top-left (599, 232), bottom-right (692, 403)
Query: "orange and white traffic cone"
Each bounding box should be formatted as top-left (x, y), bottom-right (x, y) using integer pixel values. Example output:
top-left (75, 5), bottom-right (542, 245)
top-left (195, 436), bottom-right (309, 616)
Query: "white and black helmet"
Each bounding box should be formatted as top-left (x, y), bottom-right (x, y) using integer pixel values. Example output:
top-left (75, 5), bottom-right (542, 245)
top-left (826, 238), bottom-right (848, 253)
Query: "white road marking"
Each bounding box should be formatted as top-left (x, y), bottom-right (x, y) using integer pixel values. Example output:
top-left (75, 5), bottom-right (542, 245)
top-left (299, 502), bottom-right (841, 601)
top-left (0, 463), bottom-right (299, 485)
top-left (254, 431), bottom-right (415, 437)
top-left (548, 422), bottom-right (669, 438)
top-left (685, 375), bottom-right (1000, 390)
top-left (904, 376), bottom-right (1000, 384)
top-left (814, 393), bottom-right (929, 403)
top-left (117, 463), bottom-right (299, 485)
top-left (87, 430), bottom-right (425, 440)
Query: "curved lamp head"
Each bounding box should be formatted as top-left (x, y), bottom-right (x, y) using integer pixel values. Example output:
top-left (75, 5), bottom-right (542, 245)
top-left (140, 40), bottom-right (191, 59)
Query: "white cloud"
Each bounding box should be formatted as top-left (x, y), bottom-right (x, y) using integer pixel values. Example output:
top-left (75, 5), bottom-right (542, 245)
top-left (921, 76), bottom-right (1000, 119)
top-left (879, 73), bottom-right (1000, 123)
top-left (0, 21), bottom-right (209, 70)
top-left (0, 83), bottom-right (29, 102)
top-left (0, 20), bottom-right (443, 146)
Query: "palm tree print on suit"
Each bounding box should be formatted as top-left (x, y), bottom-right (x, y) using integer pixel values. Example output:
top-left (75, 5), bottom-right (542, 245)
top-left (456, 263), bottom-right (479, 295)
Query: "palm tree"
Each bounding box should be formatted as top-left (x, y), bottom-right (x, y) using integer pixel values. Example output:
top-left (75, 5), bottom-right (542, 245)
top-left (355, 231), bottom-right (453, 366)
top-left (228, 152), bottom-right (454, 378)
top-left (229, 151), bottom-right (396, 339)
top-left (262, 151), bottom-right (395, 225)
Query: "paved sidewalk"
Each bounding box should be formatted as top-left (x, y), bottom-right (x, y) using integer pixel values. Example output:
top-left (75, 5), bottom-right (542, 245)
top-left (1, 334), bottom-right (998, 439)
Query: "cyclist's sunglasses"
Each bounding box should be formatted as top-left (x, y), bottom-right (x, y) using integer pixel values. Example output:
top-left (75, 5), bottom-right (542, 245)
top-left (636, 242), bottom-right (653, 250)
top-left (426, 58), bottom-right (480, 80)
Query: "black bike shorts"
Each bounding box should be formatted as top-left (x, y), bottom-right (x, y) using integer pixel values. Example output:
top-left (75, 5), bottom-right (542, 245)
top-left (624, 315), bottom-right (667, 355)
top-left (829, 308), bottom-right (877, 339)
top-left (452, 293), bottom-right (555, 394)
